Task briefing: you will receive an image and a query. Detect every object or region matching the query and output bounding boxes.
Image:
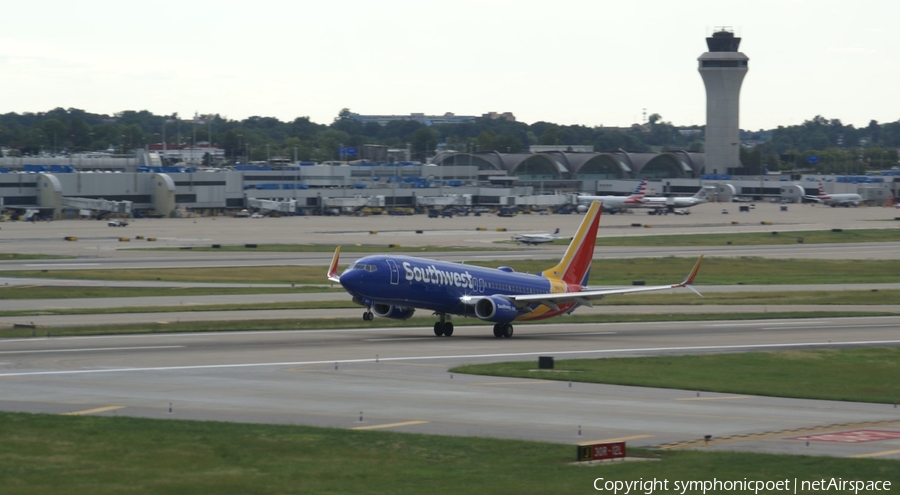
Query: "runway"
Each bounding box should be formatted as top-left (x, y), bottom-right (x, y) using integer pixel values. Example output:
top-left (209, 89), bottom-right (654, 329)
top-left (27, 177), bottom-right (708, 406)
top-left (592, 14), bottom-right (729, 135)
top-left (1, 317), bottom-right (899, 458)
top-left (2, 205), bottom-right (900, 459)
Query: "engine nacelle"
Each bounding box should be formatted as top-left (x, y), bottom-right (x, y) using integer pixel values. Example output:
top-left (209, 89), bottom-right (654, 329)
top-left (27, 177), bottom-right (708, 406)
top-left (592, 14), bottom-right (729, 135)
top-left (372, 303), bottom-right (416, 320)
top-left (474, 296), bottom-right (519, 323)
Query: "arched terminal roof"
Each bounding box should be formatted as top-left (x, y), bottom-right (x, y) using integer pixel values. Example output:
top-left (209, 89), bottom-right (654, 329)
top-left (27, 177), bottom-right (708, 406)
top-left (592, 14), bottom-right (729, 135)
top-left (431, 151), bottom-right (506, 173)
top-left (504, 153), bottom-right (567, 179)
top-left (431, 150), bottom-right (704, 178)
top-left (570, 153), bottom-right (632, 179)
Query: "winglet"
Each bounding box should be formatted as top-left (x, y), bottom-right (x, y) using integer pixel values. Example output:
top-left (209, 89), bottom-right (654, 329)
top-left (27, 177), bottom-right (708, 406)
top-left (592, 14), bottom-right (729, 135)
top-left (674, 255), bottom-right (704, 297)
top-left (327, 246), bottom-right (342, 283)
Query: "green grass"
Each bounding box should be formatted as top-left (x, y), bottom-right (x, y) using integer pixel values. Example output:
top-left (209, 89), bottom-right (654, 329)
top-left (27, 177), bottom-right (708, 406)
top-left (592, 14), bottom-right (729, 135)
top-left (6, 257), bottom-right (900, 285)
top-left (0, 412), bottom-right (896, 495)
top-left (2, 311), bottom-right (893, 339)
top-left (465, 257), bottom-right (900, 285)
top-left (451, 348), bottom-right (900, 404)
top-left (1, 266), bottom-right (331, 285)
top-left (0, 285), bottom-right (341, 300)
top-left (0, 253), bottom-right (70, 260)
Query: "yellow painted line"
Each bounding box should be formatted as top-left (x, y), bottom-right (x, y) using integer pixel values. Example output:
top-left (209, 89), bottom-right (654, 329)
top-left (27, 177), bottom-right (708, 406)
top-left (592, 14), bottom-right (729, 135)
top-left (850, 449), bottom-right (900, 459)
top-left (579, 434), bottom-right (653, 445)
top-left (352, 420), bottom-right (429, 431)
top-left (62, 406), bottom-right (125, 416)
top-left (675, 395), bottom-right (750, 401)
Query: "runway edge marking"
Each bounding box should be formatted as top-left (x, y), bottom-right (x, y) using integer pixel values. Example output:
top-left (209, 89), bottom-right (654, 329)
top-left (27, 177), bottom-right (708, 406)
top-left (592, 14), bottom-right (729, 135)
top-left (650, 420), bottom-right (900, 450)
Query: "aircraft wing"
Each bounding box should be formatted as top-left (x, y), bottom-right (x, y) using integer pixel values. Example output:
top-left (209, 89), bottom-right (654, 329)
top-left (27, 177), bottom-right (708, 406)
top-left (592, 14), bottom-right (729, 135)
top-left (475, 255), bottom-right (704, 310)
top-left (513, 280), bottom-right (700, 306)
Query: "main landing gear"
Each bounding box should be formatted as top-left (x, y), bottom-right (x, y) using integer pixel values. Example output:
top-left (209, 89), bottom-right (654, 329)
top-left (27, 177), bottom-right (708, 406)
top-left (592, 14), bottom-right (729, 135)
top-left (492, 323), bottom-right (513, 338)
top-left (362, 310), bottom-right (373, 321)
top-left (433, 314), bottom-right (454, 337)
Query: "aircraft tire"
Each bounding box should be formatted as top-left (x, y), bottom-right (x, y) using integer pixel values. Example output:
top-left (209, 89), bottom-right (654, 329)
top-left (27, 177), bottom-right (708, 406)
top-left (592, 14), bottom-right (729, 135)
top-left (443, 322), bottom-right (454, 337)
top-left (502, 324), bottom-right (514, 338)
top-left (433, 323), bottom-right (443, 336)
top-left (492, 324), bottom-right (502, 338)
top-left (363, 311), bottom-right (373, 321)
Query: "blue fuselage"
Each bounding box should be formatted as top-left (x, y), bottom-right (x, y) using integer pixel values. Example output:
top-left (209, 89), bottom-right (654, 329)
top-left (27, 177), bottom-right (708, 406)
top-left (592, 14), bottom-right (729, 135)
top-left (339, 255), bottom-right (553, 317)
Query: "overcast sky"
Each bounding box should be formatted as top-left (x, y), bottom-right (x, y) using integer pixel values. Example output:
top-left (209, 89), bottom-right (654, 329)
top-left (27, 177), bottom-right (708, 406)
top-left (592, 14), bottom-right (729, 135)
top-left (2, 0), bottom-right (898, 130)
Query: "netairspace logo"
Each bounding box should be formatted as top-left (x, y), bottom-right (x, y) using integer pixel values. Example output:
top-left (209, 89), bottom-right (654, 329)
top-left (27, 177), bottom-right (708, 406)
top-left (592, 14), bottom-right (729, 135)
top-left (592, 477), bottom-right (892, 495)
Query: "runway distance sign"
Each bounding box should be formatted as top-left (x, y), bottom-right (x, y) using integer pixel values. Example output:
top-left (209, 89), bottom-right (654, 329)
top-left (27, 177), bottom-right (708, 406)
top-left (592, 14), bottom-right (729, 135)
top-left (577, 441), bottom-right (626, 461)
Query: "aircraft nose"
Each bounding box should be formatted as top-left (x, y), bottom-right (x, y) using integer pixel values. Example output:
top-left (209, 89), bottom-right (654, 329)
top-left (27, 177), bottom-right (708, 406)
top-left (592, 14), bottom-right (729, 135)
top-left (339, 268), bottom-right (363, 292)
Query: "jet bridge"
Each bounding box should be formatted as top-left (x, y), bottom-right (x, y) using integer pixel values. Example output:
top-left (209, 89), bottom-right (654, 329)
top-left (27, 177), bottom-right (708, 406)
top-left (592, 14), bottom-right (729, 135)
top-left (247, 198), bottom-right (297, 214)
top-left (61, 197), bottom-right (133, 216)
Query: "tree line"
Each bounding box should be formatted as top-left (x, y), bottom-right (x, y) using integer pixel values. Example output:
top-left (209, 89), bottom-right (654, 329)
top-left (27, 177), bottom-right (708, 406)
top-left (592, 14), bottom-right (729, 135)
top-left (0, 108), bottom-right (896, 174)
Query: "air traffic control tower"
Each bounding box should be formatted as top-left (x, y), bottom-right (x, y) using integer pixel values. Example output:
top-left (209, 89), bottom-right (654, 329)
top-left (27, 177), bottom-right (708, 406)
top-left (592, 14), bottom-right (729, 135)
top-left (698, 29), bottom-right (748, 174)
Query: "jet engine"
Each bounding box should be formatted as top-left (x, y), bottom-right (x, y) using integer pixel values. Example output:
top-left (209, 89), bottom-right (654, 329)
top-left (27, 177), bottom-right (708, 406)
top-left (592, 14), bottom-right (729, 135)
top-left (372, 303), bottom-right (416, 320)
top-left (474, 296), bottom-right (519, 323)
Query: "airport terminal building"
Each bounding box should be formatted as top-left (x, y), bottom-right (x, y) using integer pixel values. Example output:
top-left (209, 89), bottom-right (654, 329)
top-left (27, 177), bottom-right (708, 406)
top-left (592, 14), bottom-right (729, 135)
top-left (1, 152), bottom-right (897, 219)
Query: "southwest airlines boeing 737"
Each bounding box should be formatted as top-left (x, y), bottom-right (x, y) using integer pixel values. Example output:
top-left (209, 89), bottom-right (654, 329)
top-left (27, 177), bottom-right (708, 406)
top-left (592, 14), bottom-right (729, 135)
top-left (327, 201), bottom-right (703, 338)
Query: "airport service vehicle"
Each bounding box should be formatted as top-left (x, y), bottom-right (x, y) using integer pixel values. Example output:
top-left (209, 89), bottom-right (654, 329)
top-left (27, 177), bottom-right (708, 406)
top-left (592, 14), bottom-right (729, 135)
top-left (805, 181), bottom-right (863, 207)
top-left (327, 202), bottom-right (703, 338)
top-left (576, 179), bottom-right (647, 213)
top-left (511, 228), bottom-right (560, 245)
top-left (107, 219), bottom-right (128, 227)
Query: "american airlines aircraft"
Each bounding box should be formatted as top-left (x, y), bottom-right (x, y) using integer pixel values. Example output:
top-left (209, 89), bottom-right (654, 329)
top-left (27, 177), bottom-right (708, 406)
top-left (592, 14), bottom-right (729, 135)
top-left (638, 187), bottom-right (711, 213)
top-left (805, 180), bottom-right (863, 207)
top-left (576, 179), bottom-right (647, 213)
top-left (327, 202), bottom-right (703, 338)
top-left (511, 228), bottom-right (560, 245)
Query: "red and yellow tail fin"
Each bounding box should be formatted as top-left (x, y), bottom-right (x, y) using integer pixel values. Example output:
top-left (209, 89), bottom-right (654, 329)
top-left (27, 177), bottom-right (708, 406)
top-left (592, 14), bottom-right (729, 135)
top-left (542, 201), bottom-right (602, 286)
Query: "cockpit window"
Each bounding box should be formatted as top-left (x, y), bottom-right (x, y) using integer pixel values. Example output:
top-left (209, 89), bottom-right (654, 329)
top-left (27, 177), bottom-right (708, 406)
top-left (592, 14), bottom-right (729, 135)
top-left (349, 263), bottom-right (377, 272)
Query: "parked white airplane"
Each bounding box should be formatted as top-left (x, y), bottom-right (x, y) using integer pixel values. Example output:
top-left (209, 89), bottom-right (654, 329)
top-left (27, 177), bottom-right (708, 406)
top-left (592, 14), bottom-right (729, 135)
top-left (638, 187), bottom-right (711, 213)
top-left (805, 181), bottom-right (862, 207)
top-left (576, 179), bottom-right (647, 213)
top-left (511, 228), bottom-right (560, 245)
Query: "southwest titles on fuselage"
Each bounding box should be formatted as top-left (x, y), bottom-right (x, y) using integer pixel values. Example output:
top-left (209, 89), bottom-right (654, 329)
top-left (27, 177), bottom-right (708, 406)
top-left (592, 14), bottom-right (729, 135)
top-left (403, 261), bottom-right (476, 290)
